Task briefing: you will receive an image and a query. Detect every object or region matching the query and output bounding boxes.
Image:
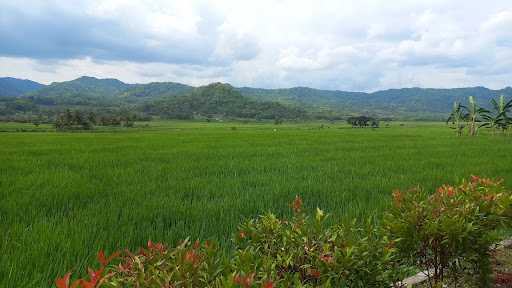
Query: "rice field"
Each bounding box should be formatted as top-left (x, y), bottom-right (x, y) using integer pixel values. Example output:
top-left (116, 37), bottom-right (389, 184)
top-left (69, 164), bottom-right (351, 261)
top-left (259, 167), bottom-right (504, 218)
top-left (1, 121), bottom-right (512, 287)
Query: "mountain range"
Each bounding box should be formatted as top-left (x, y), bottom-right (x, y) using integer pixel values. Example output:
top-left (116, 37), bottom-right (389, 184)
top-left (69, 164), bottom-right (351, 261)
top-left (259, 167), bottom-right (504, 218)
top-left (0, 77), bottom-right (44, 96)
top-left (1, 76), bottom-right (511, 120)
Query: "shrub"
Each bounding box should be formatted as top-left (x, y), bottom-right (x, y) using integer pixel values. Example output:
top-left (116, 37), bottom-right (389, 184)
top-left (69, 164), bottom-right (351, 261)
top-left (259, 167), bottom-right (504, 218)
top-left (104, 239), bottom-right (225, 287)
top-left (232, 197), bottom-right (404, 287)
top-left (384, 176), bottom-right (512, 287)
top-left (57, 176), bottom-right (512, 288)
top-left (56, 197), bottom-right (404, 287)
top-left (57, 240), bottom-right (226, 288)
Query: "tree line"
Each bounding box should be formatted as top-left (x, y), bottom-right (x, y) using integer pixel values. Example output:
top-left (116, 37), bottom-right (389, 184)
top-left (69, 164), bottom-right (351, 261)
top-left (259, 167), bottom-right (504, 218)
top-left (346, 116), bottom-right (381, 128)
top-left (55, 109), bottom-right (141, 130)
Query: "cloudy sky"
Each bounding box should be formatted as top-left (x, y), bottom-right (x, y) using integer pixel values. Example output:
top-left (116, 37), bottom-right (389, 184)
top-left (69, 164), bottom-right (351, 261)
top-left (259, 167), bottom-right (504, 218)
top-left (0, 0), bottom-right (511, 91)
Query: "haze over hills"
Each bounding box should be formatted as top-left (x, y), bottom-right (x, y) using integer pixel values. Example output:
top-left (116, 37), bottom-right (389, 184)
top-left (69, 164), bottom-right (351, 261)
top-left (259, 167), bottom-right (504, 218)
top-left (0, 76), bottom-right (511, 120)
top-left (0, 77), bottom-right (45, 97)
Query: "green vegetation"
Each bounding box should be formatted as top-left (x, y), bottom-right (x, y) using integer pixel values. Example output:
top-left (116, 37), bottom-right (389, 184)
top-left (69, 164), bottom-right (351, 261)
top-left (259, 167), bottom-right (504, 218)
top-left (55, 176), bottom-right (512, 288)
top-left (447, 95), bottom-right (512, 136)
top-left (2, 76), bottom-right (512, 121)
top-left (482, 95), bottom-right (512, 133)
top-left (143, 83), bottom-right (306, 120)
top-left (26, 76), bottom-right (132, 106)
top-left (56, 198), bottom-right (406, 288)
top-left (346, 116), bottom-right (379, 128)
top-left (238, 86), bottom-right (512, 120)
top-left (0, 78), bottom-right (305, 123)
top-left (386, 176), bottom-right (512, 287)
top-left (2, 121), bottom-right (512, 286)
top-left (447, 101), bottom-right (466, 136)
top-left (54, 110), bottom-right (140, 131)
top-left (118, 82), bottom-right (193, 102)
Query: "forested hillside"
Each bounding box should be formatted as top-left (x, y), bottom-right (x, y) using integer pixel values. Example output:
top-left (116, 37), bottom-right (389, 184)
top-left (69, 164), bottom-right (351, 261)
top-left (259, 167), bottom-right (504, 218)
top-left (238, 86), bottom-right (512, 119)
top-left (1, 76), bottom-right (511, 121)
top-left (118, 82), bottom-right (193, 102)
top-left (25, 76), bottom-right (132, 106)
top-left (143, 83), bottom-right (305, 120)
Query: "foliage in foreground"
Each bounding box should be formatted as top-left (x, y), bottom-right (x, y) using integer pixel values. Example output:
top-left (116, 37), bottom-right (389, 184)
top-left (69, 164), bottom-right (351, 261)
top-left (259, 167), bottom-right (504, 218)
top-left (57, 177), bottom-right (512, 287)
top-left (56, 197), bottom-right (405, 288)
top-left (386, 176), bottom-right (512, 287)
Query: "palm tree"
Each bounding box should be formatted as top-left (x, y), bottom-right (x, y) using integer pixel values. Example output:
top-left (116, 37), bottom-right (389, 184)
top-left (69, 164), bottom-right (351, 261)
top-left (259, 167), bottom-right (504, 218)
top-left (462, 96), bottom-right (487, 136)
top-left (446, 101), bottom-right (466, 136)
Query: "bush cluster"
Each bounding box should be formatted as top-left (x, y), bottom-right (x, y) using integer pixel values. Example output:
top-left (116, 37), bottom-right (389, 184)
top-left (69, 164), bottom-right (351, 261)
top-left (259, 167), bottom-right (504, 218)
top-left (57, 176), bottom-right (512, 287)
top-left (55, 109), bottom-right (137, 131)
top-left (385, 176), bottom-right (512, 287)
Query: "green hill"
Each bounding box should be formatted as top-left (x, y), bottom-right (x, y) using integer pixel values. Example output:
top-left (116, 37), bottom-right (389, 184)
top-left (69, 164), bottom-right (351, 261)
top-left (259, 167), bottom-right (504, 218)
top-left (118, 82), bottom-right (194, 102)
top-left (0, 77), bottom-right (44, 97)
top-left (1, 76), bottom-right (511, 120)
top-left (144, 83), bottom-right (306, 120)
top-left (238, 86), bottom-right (512, 119)
top-left (25, 76), bottom-right (132, 106)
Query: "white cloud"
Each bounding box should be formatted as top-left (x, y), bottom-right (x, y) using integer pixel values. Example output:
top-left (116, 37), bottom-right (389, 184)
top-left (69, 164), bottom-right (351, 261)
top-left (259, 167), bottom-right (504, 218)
top-left (0, 0), bottom-right (511, 91)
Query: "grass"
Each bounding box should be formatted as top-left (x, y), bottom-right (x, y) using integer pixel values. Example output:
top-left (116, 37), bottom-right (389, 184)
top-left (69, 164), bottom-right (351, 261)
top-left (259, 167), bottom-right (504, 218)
top-left (1, 120), bottom-right (512, 286)
top-left (0, 121), bottom-right (55, 132)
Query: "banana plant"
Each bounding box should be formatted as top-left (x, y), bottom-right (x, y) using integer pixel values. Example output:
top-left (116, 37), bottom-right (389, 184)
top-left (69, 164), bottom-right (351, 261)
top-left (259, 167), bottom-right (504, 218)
top-left (446, 101), bottom-right (466, 136)
top-left (480, 113), bottom-right (500, 134)
top-left (463, 96), bottom-right (487, 136)
top-left (492, 95), bottom-right (512, 132)
top-left (481, 95), bottom-right (512, 134)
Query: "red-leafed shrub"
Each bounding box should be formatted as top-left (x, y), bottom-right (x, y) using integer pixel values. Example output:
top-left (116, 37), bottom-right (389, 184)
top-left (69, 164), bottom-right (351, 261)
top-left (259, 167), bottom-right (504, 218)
top-left (231, 198), bottom-right (405, 287)
top-left (56, 196), bottom-right (405, 287)
top-left (57, 176), bottom-right (512, 288)
top-left (385, 176), bottom-right (512, 287)
top-left (56, 251), bottom-right (119, 288)
top-left (57, 239), bottom-right (224, 288)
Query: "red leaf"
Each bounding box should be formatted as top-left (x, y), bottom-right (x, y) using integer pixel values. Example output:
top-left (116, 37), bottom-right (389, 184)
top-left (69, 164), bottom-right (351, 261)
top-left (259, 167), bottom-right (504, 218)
top-left (77, 280), bottom-right (94, 288)
top-left (98, 250), bottom-right (120, 266)
top-left (292, 195), bottom-right (303, 213)
top-left (233, 273), bottom-right (255, 288)
top-left (88, 267), bottom-right (104, 284)
top-left (70, 280), bottom-right (83, 288)
top-left (262, 280), bottom-right (274, 288)
top-left (97, 250), bottom-right (107, 266)
top-left (55, 272), bottom-right (71, 288)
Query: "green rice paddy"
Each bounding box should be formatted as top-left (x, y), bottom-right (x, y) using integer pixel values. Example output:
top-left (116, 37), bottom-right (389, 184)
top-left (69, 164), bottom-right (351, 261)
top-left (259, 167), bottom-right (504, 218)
top-left (1, 121), bottom-right (512, 286)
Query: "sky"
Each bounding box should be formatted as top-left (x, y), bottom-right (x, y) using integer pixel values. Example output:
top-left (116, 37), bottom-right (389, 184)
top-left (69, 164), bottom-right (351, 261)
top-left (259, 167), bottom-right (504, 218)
top-left (0, 0), bottom-right (511, 91)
